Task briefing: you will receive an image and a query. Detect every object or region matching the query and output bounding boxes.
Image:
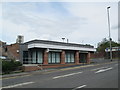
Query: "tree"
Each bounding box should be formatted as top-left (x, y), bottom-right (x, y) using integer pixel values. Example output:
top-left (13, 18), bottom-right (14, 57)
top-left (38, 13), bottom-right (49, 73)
top-left (97, 38), bottom-right (120, 52)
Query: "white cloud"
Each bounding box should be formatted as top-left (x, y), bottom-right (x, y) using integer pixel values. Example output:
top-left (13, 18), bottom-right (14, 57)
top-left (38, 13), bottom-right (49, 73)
top-left (63, 2), bottom-right (118, 43)
top-left (1, 2), bottom-right (118, 47)
top-left (2, 19), bottom-right (39, 43)
top-left (0, 3), bottom-right (2, 39)
top-left (1, 0), bottom-right (119, 2)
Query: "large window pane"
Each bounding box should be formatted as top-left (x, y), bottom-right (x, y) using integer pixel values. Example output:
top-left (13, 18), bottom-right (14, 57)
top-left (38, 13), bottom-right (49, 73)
top-left (56, 53), bottom-right (60, 63)
top-left (32, 51), bottom-right (36, 63)
top-left (65, 54), bottom-right (67, 62)
top-left (37, 51), bottom-right (43, 64)
top-left (68, 53), bottom-right (71, 63)
top-left (71, 54), bottom-right (74, 62)
top-left (23, 51), bottom-right (28, 64)
top-left (48, 53), bottom-right (51, 63)
top-left (65, 52), bottom-right (75, 63)
top-left (48, 52), bottom-right (60, 64)
top-left (52, 53), bottom-right (55, 63)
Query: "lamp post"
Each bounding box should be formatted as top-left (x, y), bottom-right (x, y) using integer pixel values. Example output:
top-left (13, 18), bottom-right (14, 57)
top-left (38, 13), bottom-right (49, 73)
top-left (107, 6), bottom-right (112, 61)
top-left (62, 38), bottom-right (65, 42)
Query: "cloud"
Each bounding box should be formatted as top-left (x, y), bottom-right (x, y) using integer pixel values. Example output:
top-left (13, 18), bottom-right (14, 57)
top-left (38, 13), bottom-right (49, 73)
top-left (0, 3), bottom-right (2, 40)
top-left (63, 2), bottom-right (118, 43)
top-left (111, 25), bottom-right (119, 30)
top-left (2, 19), bottom-right (39, 43)
top-left (2, 2), bottom-right (118, 46)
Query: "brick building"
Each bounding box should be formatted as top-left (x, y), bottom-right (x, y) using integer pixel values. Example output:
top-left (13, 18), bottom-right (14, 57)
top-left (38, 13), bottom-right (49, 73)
top-left (0, 41), bottom-right (7, 59)
top-left (6, 43), bottom-right (20, 61)
top-left (20, 40), bottom-right (96, 71)
top-left (0, 40), bottom-right (20, 61)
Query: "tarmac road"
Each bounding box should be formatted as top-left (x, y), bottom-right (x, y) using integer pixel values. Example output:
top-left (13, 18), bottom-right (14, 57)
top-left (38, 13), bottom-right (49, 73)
top-left (1, 59), bottom-right (118, 89)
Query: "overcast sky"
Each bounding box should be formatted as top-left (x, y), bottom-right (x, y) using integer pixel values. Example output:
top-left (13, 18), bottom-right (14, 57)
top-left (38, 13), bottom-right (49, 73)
top-left (1, 0), bottom-right (119, 47)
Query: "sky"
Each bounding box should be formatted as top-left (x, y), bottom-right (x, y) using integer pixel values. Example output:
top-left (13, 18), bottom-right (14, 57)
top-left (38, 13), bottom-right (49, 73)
top-left (1, 1), bottom-right (119, 48)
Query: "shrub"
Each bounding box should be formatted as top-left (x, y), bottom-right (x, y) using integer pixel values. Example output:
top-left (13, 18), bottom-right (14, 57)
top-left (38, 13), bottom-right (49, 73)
top-left (2, 60), bottom-right (22, 74)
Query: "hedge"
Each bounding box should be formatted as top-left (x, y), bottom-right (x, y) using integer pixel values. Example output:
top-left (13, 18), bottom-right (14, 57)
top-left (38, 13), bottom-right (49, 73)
top-left (2, 59), bottom-right (22, 74)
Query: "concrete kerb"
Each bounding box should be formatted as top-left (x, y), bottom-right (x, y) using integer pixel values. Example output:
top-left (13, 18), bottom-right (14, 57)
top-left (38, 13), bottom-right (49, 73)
top-left (2, 72), bottom-right (29, 78)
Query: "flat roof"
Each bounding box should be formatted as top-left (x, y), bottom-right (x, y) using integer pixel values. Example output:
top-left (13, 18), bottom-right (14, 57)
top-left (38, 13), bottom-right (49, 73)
top-left (24, 39), bottom-right (94, 48)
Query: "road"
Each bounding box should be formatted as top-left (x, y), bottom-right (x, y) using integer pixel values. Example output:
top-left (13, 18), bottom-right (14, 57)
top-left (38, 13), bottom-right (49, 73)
top-left (1, 60), bottom-right (118, 89)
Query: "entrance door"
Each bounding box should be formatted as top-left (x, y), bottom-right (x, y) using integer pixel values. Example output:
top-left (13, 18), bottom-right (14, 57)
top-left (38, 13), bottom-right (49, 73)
top-left (79, 53), bottom-right (87, 63)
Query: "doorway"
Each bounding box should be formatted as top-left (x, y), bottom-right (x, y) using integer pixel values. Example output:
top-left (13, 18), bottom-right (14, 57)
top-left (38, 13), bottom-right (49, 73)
top-left (79, 53), bottom-right (87, 63)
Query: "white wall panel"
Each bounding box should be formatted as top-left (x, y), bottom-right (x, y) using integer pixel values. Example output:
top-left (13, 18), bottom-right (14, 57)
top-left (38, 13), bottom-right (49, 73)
top-left (28, 43), bottom-right (96, 52)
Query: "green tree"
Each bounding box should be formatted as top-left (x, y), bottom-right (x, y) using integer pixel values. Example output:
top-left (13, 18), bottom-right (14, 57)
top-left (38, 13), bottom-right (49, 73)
top-left (97, 38), bottom-right (120, 52)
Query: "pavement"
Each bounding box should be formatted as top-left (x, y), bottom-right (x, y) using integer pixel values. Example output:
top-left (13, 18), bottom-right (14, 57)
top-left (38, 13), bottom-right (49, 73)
top-left (1, 59), bottom-right (119, 89)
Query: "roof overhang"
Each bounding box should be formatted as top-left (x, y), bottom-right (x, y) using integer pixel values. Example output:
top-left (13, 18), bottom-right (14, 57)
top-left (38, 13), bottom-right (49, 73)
top-left (28, 43), bottom-right (96, 52)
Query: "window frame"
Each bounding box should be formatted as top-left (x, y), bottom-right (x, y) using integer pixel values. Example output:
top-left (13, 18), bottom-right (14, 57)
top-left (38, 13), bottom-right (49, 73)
top-left (48, 52), bottom-right (60, 64)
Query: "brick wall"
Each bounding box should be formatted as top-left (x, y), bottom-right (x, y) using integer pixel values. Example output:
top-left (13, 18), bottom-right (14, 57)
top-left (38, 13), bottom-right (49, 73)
top-left (22, 66), bottom-right (41, 72)
top-left (60, 50), bottom-right (65, 64)
top-left (7, 43), bottom-right (20, 60)
top-left (43, 50), bottom-right (48, 65)
top-left (75, 51), bottom-right (79, 64)
top-left (22, 63), bottom-right (83, 72)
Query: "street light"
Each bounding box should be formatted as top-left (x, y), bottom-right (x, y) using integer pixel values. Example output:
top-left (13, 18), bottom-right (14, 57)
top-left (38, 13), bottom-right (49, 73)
top-left (107, 6), bottom-right (112, 61)
top-left (62, 38), bottom-right (65, 42)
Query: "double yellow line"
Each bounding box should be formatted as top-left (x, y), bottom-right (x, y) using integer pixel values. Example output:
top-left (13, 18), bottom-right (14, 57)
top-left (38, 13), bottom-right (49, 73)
top-left (0, 74), bottom-right (31, 80)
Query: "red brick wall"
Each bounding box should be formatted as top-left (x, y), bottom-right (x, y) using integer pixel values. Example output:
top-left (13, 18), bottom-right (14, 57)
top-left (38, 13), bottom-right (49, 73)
top-left (7, 43), bottom-right (20, 60)
top-left (90, 52), bottom-right (104, 59)
top-left (60, 50), bottom-right (65, 64)
top-left (43, 51), bottom-right (48, 65)
top-left (75, 51), bottom-right (79, 64)
top-left (22, 63), bottom-right (83, 72)
top-left (22, 66), bottom-right (41, 72)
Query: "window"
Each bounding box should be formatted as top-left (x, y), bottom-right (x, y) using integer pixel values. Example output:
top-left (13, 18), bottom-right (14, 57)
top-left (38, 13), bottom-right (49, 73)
top-left (71, 54), bottom-right (74, 62)
top-left (56, 53), bottom-right (60, 63)
top-left (23, 51), bottom-right (28, 64)
top-left (48, 52), bottom-right (60, 64)
top-left (37, 51), bottom-right (43, 64)
top-left (32, 50), bottom-right (43, 64)
top-left (32, 51), bottom-right (36, 64)
top-left (52, 52), bottom-right (55, 63)
top-left (65, 52), bottom-right (75, 63)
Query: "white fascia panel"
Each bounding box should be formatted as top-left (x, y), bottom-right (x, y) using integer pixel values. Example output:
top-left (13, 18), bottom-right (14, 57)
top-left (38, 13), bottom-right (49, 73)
top-left (28, 43), bottom-right (96, 52)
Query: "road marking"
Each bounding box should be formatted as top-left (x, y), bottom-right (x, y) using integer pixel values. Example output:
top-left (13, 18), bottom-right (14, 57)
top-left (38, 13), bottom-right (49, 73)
top-left (53, 72), bottom-right (82, 79)
top-left (1, 74), bottom-right (31, 80)
top-left (2, 82), bottom-right (34, 88)
top-left (91, 67), bottom-right (108, 71)
top-left (73, 85), bottom-right (87, 90)
top-left (95, 67), bottom-right (113, 74)
top-left (76, 85), bottom-right (87, 88)
top-left (60, 65), bottom-right (95, 71)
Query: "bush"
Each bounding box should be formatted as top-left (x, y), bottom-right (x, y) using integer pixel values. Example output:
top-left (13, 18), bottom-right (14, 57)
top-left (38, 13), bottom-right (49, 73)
top-left (2, 60), bottom-right (22, 74)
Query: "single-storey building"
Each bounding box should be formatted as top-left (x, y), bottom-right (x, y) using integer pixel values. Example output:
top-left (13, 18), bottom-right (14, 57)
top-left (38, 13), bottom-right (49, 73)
top-left (19, 39), bottom-right (96, 71)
